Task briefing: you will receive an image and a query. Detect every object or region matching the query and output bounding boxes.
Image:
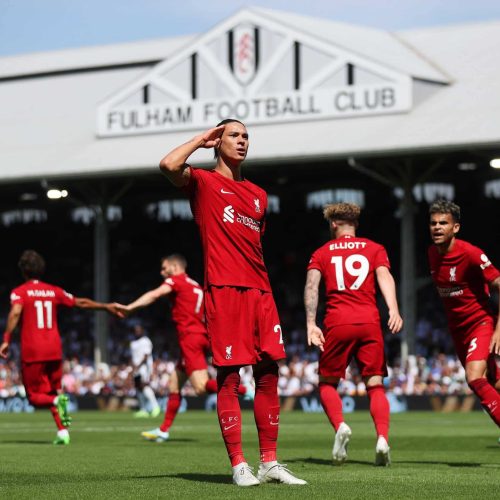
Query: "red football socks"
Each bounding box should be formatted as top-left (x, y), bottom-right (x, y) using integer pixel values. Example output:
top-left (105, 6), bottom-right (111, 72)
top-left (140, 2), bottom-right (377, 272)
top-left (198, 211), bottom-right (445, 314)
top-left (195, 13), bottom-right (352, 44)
top-left (367, 384), bottom-right (390, 440)
top-left (206, 378), bottom-right (247, 396)
top-left (319, 382), bottom-right (344, 431)
top-left (217, 368), bottom-right (245, 466)
top-left (205, 379), bottom-right (218, 393)
top-left (160, 393), bottom-right (181, 433)
top-left (254, 363), bottom-right (279, 463)
top-left (469, 378), bottom-right (500, 427)
top-left (50, 405), bottom-right (66, 430)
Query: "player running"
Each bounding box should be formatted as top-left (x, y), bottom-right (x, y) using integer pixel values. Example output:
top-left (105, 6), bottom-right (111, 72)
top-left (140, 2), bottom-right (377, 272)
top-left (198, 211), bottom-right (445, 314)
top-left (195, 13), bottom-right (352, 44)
top-left (304, 203), bottom-right (403, 466)
top-left (0, 250), bottom-right (117, 445)
top-left (115, 254), bottom-right (252, 441)
top-left (428, 200), bottom-right (500, 428)
top-left (158, 120), bottom-right (306, 486)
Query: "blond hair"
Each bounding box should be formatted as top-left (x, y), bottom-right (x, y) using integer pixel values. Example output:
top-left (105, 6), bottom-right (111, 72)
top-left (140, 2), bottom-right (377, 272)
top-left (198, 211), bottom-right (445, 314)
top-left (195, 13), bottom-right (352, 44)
top-left (323, 203), bottom-right (361, 225)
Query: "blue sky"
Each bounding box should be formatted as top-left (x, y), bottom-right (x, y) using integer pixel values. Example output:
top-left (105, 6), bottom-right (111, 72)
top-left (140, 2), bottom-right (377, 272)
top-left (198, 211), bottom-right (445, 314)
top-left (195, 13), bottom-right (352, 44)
top-left (1, 0), bottom-right (500, 57)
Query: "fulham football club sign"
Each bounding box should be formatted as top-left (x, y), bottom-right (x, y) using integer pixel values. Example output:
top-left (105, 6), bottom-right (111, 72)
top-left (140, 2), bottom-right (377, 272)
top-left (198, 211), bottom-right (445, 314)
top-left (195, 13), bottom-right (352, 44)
top-left (97, 9), bottom-right (414, 137)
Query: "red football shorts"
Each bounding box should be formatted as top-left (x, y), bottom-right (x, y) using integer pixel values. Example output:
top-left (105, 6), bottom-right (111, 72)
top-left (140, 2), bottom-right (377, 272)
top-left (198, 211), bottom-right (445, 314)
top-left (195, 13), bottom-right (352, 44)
top-left (177, 332), bottom-right (210, 376)
top-left (204, 286), bottom-right (286, 367)
top-left (319, 323), bottom-right (387, 378)
top-left (21, 360), bottom-right (62, 400)
top-left (451, 318), bottom-right (500, 382)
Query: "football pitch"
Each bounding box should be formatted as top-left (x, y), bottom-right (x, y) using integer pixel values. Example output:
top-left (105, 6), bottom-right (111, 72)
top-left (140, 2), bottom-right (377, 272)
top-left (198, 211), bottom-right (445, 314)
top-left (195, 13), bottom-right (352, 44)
top-left (0, 410), bottom-right (498, 499)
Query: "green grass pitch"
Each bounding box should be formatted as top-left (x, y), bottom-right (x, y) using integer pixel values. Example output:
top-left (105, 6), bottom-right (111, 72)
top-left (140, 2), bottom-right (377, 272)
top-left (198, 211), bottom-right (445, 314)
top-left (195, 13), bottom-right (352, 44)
top-left (0, 410), bottom-right (498, 499)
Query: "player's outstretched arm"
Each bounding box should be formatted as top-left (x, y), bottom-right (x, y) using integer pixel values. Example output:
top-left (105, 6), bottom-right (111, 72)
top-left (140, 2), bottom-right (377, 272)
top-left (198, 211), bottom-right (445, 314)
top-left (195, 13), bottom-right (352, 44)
top-left (375, 266), bottom-right (403, 334)
top-left (159, 125), bottom-right (225, 187)
top-left (489, 276), bottom-right (500, 355)
top-left (304, 269), bottom-right (325, 351)
top-left (74, 298), bottom-right (119, 315)
top-left (124, 284), bottom-right (173, 315)
top-left (0, 303), bottom-right (23, 359)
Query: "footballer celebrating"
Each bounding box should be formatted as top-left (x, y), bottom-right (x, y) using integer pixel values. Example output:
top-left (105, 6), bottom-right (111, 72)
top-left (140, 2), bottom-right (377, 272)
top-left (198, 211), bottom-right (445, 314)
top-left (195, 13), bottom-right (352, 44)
top-left (114, 254), bottom-right (252, 442)
top-left (158, 120), bottom-right (306, 486)
top-left (428, 200), bottom-right (500, 428)
top-left (0, 250), bottom-right (117, 444)
top-left (304, 203), bottom-right (402, 466)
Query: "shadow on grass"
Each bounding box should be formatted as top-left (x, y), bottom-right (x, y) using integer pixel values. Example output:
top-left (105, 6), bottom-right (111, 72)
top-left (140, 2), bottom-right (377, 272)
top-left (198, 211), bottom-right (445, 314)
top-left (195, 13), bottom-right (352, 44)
top-left (287, 457), bottom-right (373, 466)
top-left (398, 460), bottom-right (482, 468)
top-left (134, 473), bottom-right (230, 484)
top-left (288, 457), bottom-right (485, 468)
top-left (0, 440), bottom-right (52, 445)
top-left (141, 438), bottom-right (197, 443)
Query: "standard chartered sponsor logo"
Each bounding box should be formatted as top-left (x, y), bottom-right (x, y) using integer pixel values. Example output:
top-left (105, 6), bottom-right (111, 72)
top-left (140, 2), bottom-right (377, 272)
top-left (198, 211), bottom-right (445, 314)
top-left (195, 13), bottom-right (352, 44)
top-left (222, 205), bottom-right (260, 232)
top-left (437, 286), bottom-right (464, 297)
top-left (223, 205), bottom-right (235, 223)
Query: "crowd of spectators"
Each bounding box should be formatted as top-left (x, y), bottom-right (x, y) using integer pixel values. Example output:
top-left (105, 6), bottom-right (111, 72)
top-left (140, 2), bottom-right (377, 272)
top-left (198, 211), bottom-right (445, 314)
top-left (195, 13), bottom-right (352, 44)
top-left (0, 350), bottom-right (473, 400)
top-left (2, 283), bottom-right (493, 401)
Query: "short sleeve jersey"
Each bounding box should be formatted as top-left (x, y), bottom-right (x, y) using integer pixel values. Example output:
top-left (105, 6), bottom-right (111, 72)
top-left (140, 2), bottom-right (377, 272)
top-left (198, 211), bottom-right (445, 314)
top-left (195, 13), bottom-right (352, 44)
top-left (184, 168), bottom-right (271, 291)
top-left (428, 239), bottom-right (500, 331)
top-left (164, 273), bottom-right (207, 337)
top-left (10, 280), bottom-right (76, 362)
top-left (130, 336), bottom-right (153, 371)
top-left (308, 235), bottom-right (390, 328)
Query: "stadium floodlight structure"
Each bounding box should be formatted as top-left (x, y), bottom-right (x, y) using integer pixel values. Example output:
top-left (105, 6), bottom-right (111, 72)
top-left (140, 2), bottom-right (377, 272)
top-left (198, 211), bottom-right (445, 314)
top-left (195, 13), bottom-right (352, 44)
top-left (490, 159), bottom-right (500, 169)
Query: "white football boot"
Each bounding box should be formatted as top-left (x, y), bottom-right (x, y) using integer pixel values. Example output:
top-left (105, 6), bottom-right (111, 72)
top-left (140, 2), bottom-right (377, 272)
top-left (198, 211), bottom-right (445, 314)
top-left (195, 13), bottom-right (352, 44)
top-left (141, 427), bottom-right (169, 443)
top-left (257, 462), bottom-right (307, 485)
top-left (332, 422), bottom-right (352, 465)
top-left (232, 462), bottom-right (260, 487)
top-left (375, 436), bottom-right (391, 466)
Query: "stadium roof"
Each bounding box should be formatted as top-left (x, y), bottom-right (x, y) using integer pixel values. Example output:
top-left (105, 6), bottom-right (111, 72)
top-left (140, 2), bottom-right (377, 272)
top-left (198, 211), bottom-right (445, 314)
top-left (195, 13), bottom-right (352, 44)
top-left (0, 7), bottom-right (499, 183)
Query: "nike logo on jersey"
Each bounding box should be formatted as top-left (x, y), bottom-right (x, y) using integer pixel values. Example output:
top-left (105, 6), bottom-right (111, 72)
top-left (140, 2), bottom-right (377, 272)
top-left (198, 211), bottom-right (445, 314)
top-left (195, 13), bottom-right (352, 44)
top-left (223, 424), bottom-right (238, 431)
top-left (220, 188), bottom-right (235, 195)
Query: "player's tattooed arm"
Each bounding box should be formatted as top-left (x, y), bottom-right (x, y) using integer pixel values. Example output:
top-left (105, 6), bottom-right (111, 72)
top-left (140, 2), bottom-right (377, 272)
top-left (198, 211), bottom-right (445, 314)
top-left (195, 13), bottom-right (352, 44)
top-left (375, 266), bottom-right (403, 334)
top-left (0, 303), bottom-right (23, 359)
top-left (489, 276), bottom-right (500, 355)
top-left (159, 125), bottom-right (225, 187)
top-left (304, 269), bottom-right (325, 351)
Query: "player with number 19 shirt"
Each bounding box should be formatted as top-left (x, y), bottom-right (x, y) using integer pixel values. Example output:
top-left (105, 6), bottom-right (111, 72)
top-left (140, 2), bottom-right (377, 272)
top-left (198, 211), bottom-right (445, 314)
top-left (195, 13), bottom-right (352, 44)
top-left (305, 203), bottom-right (402, 467)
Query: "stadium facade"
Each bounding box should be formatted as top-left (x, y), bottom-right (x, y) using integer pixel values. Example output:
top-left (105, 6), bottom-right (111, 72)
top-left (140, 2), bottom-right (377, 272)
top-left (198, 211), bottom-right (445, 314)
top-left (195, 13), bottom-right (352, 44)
top-left (0, 7), bottom-right (499, 363)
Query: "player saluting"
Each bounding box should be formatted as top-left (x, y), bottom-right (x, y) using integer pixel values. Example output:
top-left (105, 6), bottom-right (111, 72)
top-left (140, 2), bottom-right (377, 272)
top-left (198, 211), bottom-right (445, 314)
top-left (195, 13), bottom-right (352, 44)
top-left (428, 200), bottom-right (500, 428)
top-left (304, 203), bottom-right (402, 466)
top-left (0, 250), bottom-right (117, 444)
top-left (159, 120), bottom-right (306, 486)
top-left (114, 254), bottom-right (252, 441)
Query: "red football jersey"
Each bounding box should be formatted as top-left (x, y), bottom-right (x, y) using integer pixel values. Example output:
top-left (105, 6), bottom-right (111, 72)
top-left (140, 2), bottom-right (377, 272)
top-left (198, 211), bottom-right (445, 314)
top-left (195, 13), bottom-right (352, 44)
top-left (185, 168), bottom-right (271, 291)
top-left (308, 235), bottom-right (390, 328)
top-left (10, 280), bottom-right (76, 362)
top-left (428, 239), bottom-right (500, 331)
top-left (164, 273), bottom-right (207, 337)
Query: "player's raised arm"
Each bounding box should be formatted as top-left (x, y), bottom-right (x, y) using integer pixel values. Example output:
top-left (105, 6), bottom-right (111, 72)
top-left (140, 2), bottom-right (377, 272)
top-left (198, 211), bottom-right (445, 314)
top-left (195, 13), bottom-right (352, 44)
top-left (159, 125), bottom-right (225, 187)
top-left (375, 266), bottom-right (403, 334)
top-left (489, 276), bottom-right (500, 355)
top-left (304, 268), bottom-right (325, 351)
top-left (0, 303), bottom-right (23, 359)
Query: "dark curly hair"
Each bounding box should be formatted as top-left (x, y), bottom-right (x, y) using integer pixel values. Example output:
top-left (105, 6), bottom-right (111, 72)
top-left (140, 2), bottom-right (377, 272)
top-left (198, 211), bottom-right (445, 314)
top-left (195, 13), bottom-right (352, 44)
top-left (429, 199), bottom-right (461, 222)
top-left (18, 250), bottom-right (46, 279)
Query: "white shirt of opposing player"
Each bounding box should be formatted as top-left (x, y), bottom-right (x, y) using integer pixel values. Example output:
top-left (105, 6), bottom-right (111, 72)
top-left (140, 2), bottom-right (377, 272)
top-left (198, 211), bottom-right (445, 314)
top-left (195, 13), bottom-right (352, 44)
top-left (130, 336), bottom-right (154, 378)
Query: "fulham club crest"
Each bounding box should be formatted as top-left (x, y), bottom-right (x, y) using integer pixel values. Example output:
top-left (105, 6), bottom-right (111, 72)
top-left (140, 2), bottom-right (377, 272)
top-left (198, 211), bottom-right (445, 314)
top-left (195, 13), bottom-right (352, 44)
top-left (228, 24), bottom-right (260, 86)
